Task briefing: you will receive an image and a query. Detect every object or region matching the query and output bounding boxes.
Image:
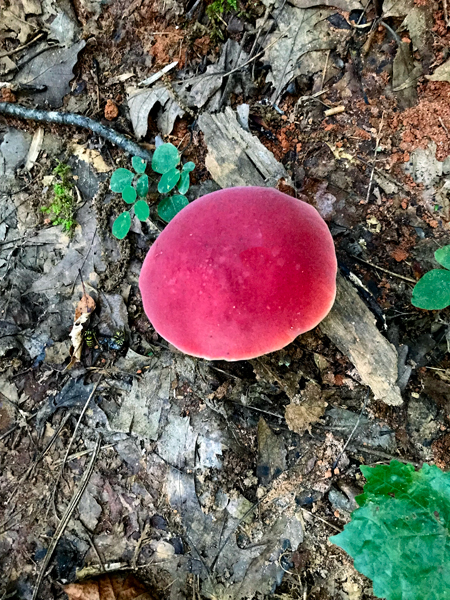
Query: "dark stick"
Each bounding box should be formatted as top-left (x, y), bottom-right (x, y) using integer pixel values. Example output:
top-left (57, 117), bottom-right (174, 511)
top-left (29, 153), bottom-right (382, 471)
top-left (0, 103), bottom-right (152, 161)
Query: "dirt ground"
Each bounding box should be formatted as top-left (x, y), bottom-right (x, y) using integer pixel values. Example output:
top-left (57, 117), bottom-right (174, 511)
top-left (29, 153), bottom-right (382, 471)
top-left (1, 0), bottom-right (450, 599)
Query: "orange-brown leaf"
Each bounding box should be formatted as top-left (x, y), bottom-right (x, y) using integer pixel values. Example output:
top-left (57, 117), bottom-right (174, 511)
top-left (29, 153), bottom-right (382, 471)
top-left (75, 294), bottom-right (96, 321)
top-left (64, 573), bottom-right (158, 600)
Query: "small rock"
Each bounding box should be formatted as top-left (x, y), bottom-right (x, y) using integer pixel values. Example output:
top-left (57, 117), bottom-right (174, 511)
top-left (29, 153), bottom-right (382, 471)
top-left (104, 99), bottom-right (119, 120)
top-left (0, 88), bottom-right (16, 103)
top-left (79, 490), bottom-right (102, 531)
top-left (150, 515), bottom-right (168, 530)
top-left (328, 488), bottom-right (357, 515)
top-left (152, 540), bottom-right (175, 559)
top-left (227, 16), bottom-right (243, 33)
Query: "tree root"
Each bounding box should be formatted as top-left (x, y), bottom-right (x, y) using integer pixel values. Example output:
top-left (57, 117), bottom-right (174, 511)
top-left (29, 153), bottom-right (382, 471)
top-left (0, 102), bottom-right (152, 161)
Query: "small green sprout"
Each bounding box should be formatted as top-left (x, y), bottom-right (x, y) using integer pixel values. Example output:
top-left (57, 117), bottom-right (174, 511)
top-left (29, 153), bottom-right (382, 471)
top-left (206, 0), bottom-right (238, 39)
top-left (41, 162), bottom-right (76, 234)
top-left (206, 0), bottom-right (238, 18)
top-left (411, 245), bottom-right (450, 310)
top-left (109, 144), bottom-right (194, 239)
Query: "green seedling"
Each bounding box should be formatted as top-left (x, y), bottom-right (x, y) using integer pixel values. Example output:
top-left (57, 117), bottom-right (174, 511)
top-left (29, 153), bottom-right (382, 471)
top-left (41, 162), bottom-right (76, 234)
top-left (206, 0), bottom-right (238, 17)
top-left (330, 461), bottom-right (450, 600)
top-left (411, 245), bottom-right (450, 310)
top-left (109, 144), bottom-right (194, 239)
top-left (206, 0), bottom-right (238, 40)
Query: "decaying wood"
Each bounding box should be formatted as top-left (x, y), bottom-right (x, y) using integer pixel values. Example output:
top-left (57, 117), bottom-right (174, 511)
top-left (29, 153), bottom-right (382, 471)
top-left (320, 274), bottom-right (402, 406)
top-left (198, 107), bottom-right (293, 189)
top-left (199, 108), bottom-right (403, 406)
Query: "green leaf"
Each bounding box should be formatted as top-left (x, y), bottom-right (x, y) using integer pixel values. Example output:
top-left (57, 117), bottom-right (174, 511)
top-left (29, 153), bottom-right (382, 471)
top-left (411, 269), bottom-right (450, 310)
top-left (110, 168), bottom-right (133, 193)
top-left (122, 185), bottom-right (137, 204)
top-left (112, 211), bottom-right (131, 239)
top-left (136, 174), bottom-right (149, 198)
top-left (157, 194), bottom-right (188, 222)
top-left (177, 170), bottom-right (190, 195)
top-left (330, 461), bottom-right (450, 600)
top-left (435, 245), bottom-right (450, 270)
top-left (132, 156), bottom-right (147, 174)
top-left (152, 143), bottom-right (180, 174)
top-left (158, 168), bottom-right (181, 194)
top-left (182, 161), bottom-right (195, 172)
top-left (134, 200), bottom-right (149, 221)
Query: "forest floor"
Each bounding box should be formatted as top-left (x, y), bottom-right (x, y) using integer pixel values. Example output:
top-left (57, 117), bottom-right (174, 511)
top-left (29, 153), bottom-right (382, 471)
top-left (1, 0), bottom-right (450, 599)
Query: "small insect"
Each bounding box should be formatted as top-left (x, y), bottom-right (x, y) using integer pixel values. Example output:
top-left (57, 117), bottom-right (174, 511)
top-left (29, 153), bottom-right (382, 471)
top-left (84, 328), bottom-right (97, 348)
top-left (109, 330), bottom-right (125, 351)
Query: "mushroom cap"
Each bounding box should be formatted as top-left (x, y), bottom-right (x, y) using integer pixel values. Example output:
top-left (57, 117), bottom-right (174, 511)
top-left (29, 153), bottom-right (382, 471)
top-left (139, 186), bottom-right (337, 360)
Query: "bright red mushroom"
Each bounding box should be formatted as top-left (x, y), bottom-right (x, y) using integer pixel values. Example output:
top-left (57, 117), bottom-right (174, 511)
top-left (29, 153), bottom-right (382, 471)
top-left (139, 186), bottom-right (337, 361)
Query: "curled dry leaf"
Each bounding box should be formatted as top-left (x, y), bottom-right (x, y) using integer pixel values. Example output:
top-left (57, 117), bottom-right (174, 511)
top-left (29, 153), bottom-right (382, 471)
top-left (285, 381), bottom-right (327, 434)
top-left (64, 573), bottom-right (159, 600)
top-left (75, 293), bottom-right (96, 320)
top-left (68, 294), bottom-right (96, 368)
top-left (68, 312), bottom-right (90, 369)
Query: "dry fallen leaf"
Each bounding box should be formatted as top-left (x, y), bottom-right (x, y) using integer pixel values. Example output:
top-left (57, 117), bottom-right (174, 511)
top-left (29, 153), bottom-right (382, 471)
top-left (75, 293), bottom-right (96, 320)
top-left (285, 381), bottom-right (327, 434)
top-left (71, 144), bottom-right (112, 173)
top-left (67, 312), bottom-right (90, 369)
top-left (64, 573), bottom-right (159, 600)
top-left (68, 294), bottom-right (96, 368)
top-left (427, 58), bottom-right (450, 83)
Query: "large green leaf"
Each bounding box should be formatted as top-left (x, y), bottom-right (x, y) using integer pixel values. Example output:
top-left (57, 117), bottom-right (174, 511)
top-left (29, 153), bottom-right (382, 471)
top-left (411, 269), bottom-right (450, 310)
top-left (152, 143), bottom-right (180, 174)
top-left (330, 461), bottom-right (450, 600)
top-left (110, 168), bottom-right (133, 193)
top-left (157, 194), bottom-right (188, 222)
top-left (158, 168), bottom-right (180, 194)
top-left (112, 211), bottom-right (131, 239)
top-left (435, 245), bottom-right (450, 270)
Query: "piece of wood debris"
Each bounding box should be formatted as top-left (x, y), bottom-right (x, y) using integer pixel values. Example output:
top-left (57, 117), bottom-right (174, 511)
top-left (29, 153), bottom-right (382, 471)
top-left (320, 274), bottom-right (402, 406)
top-left (199, 107), bottom-right (403, 406)
top-left (139, 61), bottom-right (178, 87)
top-left (324, 105), bottom-right (345, 117)
top-left (198, 107), bottom-right (293, 189)
top-left (24, 126), bottom-right (44, 171)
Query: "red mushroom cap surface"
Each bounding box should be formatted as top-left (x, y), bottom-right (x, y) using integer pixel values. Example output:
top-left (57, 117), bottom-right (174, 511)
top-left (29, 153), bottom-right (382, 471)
top-left (139, 186), bottom-right (337, 361)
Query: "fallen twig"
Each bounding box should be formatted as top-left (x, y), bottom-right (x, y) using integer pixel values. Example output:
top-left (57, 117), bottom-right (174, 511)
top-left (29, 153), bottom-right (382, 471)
top-left (53, 443), bottom-right (115, 465)
top-left (351, 446), bottom-right (421, 467)
top-left (0, 410), bottom-right (37, 441)
top-left (0, 33), bottom-right (46, 60)
top-left (349, 253), bottom-right (416, 284)
top-left (332, 390), bottom-right (370, 470)
top-left (299, 506), bottom-right (341, 533)
top-left (0, 103), bottom-right (152, 161)
top-left (365, 111), bottom-right (384, 204)
top-left (139, 60), bottom-right (178, 87)
top-left (32, 435), bottom-right (101, 600)
top-left (48, 376), bottom-right (103, 517)
top-left (7, 411), bottom-right (72, 505)
top-left (324, 105), bottom-right (345, 117)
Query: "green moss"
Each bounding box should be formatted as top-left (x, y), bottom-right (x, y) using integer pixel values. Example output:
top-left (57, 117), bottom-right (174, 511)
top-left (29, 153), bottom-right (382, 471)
top-left (41, 161), bottom-right (76, 234)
